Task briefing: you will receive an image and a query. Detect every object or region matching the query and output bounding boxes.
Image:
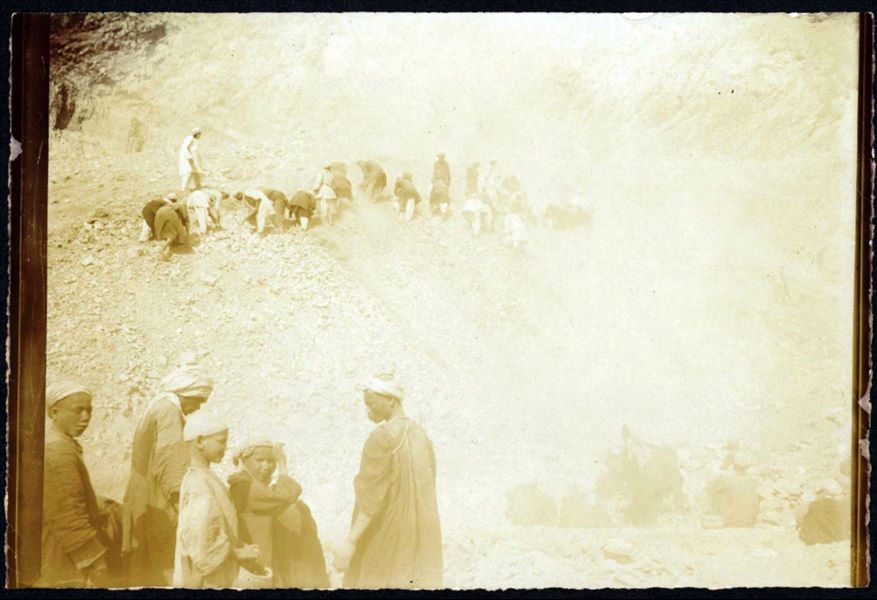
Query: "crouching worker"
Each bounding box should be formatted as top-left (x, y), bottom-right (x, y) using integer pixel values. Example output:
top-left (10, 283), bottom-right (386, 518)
top-left (228, 440), bottom-right (330, 588)
top-left (235, 189), bottom-right (278, 236)
top-left (139, 193), bottom-right (178, 242)
top-left (393, 173), bottom-right (422, 222)
top-left (429, 178), bottom-right (451, 220)
top-left (153, 200), bottom-right (190, 260)
top-left (186, 188), bottom-right (227, 236)
top-left (174, 412), bottom-right (262, 588)
top-left (40, 379), bottom-right (123, 587)
top-left (287, 191), bottom-right (317, 231)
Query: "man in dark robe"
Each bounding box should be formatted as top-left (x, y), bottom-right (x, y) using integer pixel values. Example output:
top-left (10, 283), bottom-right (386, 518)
top-left (139, 193), bottom-right (177, 242)
top-left (429, 178), bottom-right (451, 219)
top-left (393, 173), bottom-right (423, 222)
top-left (40, 379), bottom-right (122, 588)
top-left (287, 190), bottom-right (317, 230)
top-left (433, 153), bottom-right (451, 187)
top-left (153, 202), bottom-right (190, 258)
top-left (333, 373), bottom-right (442, 589)
top-left (227, 440), bottom-right (329, 588)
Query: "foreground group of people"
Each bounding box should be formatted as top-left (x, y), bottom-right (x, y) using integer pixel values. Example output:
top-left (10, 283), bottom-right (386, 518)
top-left (138, 128), bottom-right (564, 258)
top-left (40, 368), bottom-right (442, 589)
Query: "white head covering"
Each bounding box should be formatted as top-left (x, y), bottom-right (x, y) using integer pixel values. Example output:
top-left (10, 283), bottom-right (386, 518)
top-left (46, 378), bottom-right (92, 410)
top-left (183, 410), bottom-right (227, 441)
top-left (232, 438), bottom-right (275, 465)
top-left (160, 364), bottom-right (214, 398)
top-left (364, 372), bottom-right (404, 400)
top-left (192, 127), bottom-right (202, 136)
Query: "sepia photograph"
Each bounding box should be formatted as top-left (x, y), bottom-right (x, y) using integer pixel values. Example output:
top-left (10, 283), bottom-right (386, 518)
top-left (6, 10), bottom-right (871, 589)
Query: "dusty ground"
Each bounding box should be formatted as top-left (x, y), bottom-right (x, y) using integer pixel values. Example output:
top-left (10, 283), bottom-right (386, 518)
top-left (45, 13), bottom-right (858, 588)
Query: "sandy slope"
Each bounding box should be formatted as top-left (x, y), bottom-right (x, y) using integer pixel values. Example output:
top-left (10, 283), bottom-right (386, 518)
top-left (45, 13), bottom-right (858, 587)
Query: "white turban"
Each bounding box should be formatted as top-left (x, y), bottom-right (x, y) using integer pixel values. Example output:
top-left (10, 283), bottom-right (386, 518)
top-left (232, 438), bottom-right (275, 465)
top-left (192, 127), bottom-right (202, 136)
top-left (160, 364), bottom-right (214, 398)
top-left (183, 410), bottom-right (227, 441)
top-left (46, 378), bottom-right (92, 410)
top-left (364, 373), bottom-right (404, 400)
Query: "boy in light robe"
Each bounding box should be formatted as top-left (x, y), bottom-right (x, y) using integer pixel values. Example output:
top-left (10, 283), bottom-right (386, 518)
top-left (173, 412), bottom-right (261, 588)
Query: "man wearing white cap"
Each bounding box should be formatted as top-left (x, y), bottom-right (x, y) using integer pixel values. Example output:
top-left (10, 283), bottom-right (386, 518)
top-left (39, 378), bottom-right (122, 587)
top-left (174, 411), bottom-right (261, 588)
top-left (178, 127), bottom-right (205, 192)
top-left (122, 364), bottom-right (214, 586)
top-left (333, 372), bottom-right (443, 589)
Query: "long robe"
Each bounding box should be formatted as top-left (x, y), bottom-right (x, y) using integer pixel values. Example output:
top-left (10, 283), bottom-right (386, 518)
top-left (432, 159), bottom-right (451, 187)
top-left (40, 423), bottom-right (119, 587)
top-left (344, 417), bottom-right (443, 589)
top-left (122, 395), bottom-right (188, 586)
top-left (228, 470), bottom-right (330, 588)
top-left (173, 464), bottom-right (240, 588)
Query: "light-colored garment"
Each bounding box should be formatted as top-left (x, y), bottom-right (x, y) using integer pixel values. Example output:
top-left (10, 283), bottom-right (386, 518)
top-left (242, 189), bottom-right (275, 233)
top-left (314, 171), bottom-right (337, 200)
top-left (345, 417), bottom-right (443, 589)
top-left (186, 189), bottom-right (223, 234)
top-left (122, 395), bottom-right (188, 586)
top-left (174, 464), bottom-right (241, 588)
top-left (160, 364), bottom-right (214, 399)
top-left (504, 214), bottom-right (528, 246)
top-left (178, 135), bottom-right (201, 177)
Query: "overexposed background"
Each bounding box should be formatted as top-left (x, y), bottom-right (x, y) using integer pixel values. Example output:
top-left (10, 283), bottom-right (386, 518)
top-left (47, 13), bottom-right (859, 587)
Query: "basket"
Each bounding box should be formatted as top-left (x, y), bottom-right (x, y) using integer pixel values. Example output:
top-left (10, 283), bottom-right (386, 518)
top-left (234, 566), bottom-right (273, 589)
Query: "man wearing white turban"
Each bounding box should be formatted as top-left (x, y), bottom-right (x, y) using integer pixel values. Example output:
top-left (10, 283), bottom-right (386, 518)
top-left (122, 364), bottom-right (214, 586)
top-left (179, 127), bottom-right (205, 192)
top-left (333, 372), bottom-right (443, 589)
top-left (39, 378), bottom-right (123, 587)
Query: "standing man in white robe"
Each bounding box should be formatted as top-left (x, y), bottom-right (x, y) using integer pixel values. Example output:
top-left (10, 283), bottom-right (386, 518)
top-left (179, 127), bottom-right (205, 192)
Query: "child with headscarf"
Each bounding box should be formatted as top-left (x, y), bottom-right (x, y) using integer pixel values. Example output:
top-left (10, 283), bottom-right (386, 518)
top-left (121, 364), bottom-right (214, 587)
top-left (227, 440), bottom-right (330, 588)
top-left (173, 411), bottom-right (261, 588)
top-left (40, 378), bottom-right (123, 587)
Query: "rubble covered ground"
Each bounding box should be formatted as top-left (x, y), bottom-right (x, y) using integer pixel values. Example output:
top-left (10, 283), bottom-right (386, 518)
top-left (46, 13), bottom-right (858, 588)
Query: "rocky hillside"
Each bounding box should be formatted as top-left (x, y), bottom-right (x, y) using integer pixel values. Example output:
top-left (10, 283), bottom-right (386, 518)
top-left (46, 13), bottom-right (859, 587)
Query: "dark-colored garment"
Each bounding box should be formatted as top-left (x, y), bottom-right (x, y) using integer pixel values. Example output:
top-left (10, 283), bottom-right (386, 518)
top-left (288, 191), bottom-right (317, 219)
top-left (154, 204), bottom-right (189, 245)
top-left (429, 181), bottom-right (449, 207)
top-left (394, 179), bottom-right (422, 204)
top-left (357, 161), bottom-right (387, 201)
top-left (798, 497), bottom-right (850, 545)
top-left (228, 470), bottom-right (329, 588)
top-left (262, 188), bottom-right (289, 230)
top-left (41, 424), bottom-right (122, 587)
top-left (142, 199), bottom-right (169, 233)
top-left (332, 174), bottom-right (353, 202)
top-left (465, 165), bottom-right (479, 195)
top-left (433, 158), bottom-right (451, 187)
top-left (345, 417), bottom-right (443, 589)
top-left (122, 396), bottom-right (188, 586)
